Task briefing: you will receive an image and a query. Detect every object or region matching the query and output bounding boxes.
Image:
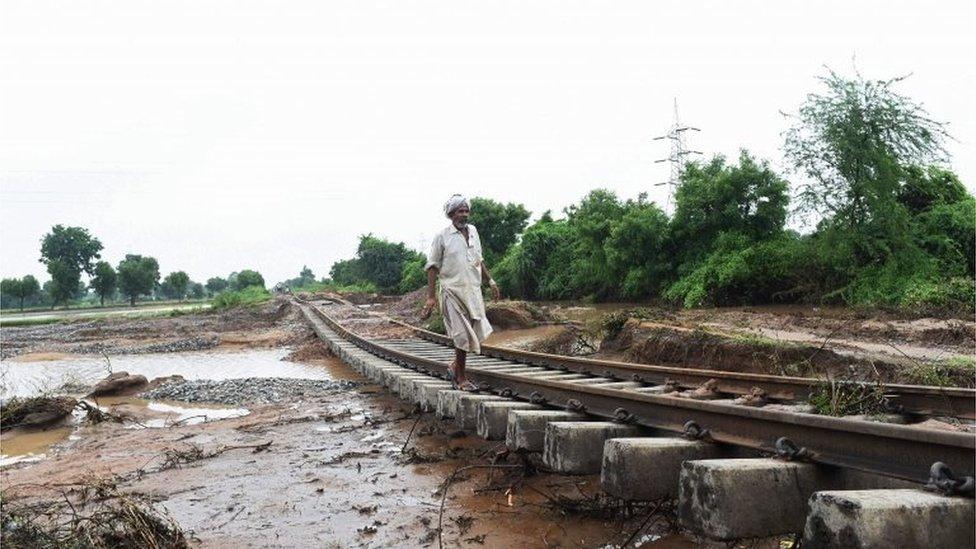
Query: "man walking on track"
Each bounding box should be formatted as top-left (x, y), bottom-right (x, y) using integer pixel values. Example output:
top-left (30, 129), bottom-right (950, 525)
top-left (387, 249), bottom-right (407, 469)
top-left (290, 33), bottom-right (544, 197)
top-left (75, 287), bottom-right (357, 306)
top-left (421, 194), bottom-right (501, 391)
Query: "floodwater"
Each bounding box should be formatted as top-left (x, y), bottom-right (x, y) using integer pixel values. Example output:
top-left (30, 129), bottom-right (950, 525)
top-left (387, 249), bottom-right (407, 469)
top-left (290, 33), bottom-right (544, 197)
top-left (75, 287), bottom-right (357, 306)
top-left (0, 348), bottom-right (349, 465)
top-left (485, 324), bottom-right (567, 349)
top-left (0, 399), bottom-right (249, 467)
top-left (1, 348), bottom-right (335, 398)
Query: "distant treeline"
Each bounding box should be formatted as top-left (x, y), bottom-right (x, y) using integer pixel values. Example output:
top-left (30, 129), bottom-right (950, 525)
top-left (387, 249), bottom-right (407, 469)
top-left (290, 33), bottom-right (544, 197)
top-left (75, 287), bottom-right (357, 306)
top-left (1, 226), bottom-right (267, 310)
top-left (322, 71), bottom-right (974, 315)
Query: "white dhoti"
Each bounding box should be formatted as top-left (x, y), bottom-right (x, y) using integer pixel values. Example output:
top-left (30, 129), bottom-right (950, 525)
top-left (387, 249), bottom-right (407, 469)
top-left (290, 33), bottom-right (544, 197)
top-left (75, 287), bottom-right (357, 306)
top-left (426, 222), bottom-right (494, 353)
top-left (441, 288), bottom-right (493, 353)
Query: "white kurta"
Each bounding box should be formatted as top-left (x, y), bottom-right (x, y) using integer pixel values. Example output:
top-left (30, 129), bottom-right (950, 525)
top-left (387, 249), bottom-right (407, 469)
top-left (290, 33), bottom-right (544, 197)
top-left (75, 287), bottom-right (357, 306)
top-left (425, 223), bottom-right (493, 353)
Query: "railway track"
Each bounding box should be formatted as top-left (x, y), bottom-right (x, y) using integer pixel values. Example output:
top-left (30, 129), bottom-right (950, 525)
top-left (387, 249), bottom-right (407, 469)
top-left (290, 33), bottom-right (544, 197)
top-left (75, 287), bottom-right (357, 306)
top-left (384, 314), bottom-right (976, 421)
top-left (296, 297), bottom-right (974, 490)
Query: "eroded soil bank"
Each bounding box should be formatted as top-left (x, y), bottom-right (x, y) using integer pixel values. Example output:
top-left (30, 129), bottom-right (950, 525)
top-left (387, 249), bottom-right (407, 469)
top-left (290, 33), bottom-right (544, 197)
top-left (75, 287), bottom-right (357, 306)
top-left (369, 290), bottom-right (975, 388)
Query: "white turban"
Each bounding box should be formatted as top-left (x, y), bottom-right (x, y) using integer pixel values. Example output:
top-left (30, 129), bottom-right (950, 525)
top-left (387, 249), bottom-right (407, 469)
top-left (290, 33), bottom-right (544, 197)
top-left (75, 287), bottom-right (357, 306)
top-left (444, 194), bottom-right (470, 218)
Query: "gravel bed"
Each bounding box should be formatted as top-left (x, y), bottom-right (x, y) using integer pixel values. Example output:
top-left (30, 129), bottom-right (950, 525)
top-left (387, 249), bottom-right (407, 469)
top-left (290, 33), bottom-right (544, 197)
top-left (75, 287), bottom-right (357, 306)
top-left (140, 377), bottom-right (360, 405)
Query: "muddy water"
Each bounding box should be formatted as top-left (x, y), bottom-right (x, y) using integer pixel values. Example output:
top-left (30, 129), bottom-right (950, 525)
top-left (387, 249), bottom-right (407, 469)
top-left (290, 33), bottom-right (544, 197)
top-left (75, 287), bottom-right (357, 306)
top-left (0, 348), bottom-right (336, 398)
top-left (484, 324), bottom-right (567, 349)
top-left (0, 427), bottom-right (74, 466)
top-left (0, 348), bottom-right (351, 465)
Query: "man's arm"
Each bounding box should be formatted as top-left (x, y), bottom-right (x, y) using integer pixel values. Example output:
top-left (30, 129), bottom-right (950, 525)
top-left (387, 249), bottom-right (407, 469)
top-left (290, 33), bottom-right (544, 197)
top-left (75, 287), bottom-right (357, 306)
top-left (480, 263), bottom-right (500, 301)
top-left (421, 266), bottom-right (438, 319)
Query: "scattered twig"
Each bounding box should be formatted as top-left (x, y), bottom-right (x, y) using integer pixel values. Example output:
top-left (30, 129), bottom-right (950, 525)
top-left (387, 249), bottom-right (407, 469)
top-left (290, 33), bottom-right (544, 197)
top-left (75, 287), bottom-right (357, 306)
top-left (620, 500), bottom-right (664, 548)
top-left (214, 506), bottom-right (246, 529)
top-left (400, 414), bottom-right (424, 453)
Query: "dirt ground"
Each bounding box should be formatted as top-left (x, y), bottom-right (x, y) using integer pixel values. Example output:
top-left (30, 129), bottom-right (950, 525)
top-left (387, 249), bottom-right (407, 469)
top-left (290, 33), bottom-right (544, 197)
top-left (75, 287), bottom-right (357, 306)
top-left (2, 353), bottom-right (692, 548)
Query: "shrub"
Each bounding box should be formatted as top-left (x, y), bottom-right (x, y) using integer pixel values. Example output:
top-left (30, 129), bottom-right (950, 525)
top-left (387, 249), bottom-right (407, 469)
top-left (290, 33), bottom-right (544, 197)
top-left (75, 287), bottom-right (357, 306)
top-left (899, 277), bottom-right (975, 317)
top-left (664, 233), bottom-right (805, 308)
top-left (211, 286), bottom-right (271, 310)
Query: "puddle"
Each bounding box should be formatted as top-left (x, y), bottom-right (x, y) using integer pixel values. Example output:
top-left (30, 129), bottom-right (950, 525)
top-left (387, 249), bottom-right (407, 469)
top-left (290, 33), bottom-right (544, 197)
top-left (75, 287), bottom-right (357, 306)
top-left (0, 397), bottom-right (251, 466)
top-left (1, 348), bottom-right (341, 398)
top-left (0, 427), bottom-right (73, 467)
top-left (0, 347), bottom-right (346, 465)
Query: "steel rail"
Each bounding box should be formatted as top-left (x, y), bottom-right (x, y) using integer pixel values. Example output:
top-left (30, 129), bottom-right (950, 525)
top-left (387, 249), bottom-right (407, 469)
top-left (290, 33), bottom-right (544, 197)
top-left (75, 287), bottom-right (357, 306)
top-left (378, 317), bottom-right (975, 419)
top-left (300, 299), bottom-right (975, 486)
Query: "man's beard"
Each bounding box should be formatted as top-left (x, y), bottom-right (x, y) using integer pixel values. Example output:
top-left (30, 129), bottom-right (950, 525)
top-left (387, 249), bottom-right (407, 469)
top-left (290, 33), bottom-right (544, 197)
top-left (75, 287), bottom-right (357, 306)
top-left (454, 219), bottom-right (468, 228)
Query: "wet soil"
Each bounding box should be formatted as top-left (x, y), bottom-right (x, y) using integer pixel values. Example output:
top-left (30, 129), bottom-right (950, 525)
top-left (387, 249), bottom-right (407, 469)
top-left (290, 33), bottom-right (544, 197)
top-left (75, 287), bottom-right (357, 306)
top-left (2, 357), bottom-right (693, 548)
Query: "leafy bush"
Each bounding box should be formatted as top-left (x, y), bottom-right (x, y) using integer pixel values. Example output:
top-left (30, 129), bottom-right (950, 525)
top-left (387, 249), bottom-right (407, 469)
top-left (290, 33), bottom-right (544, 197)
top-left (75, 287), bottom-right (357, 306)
top-left (664, 233), bottom-right (805, 308)
top-left (211, 286), bottom-right (271, 310)
top-left (899, 277), bottom-right (975, 316)
top-left (397, 256), bottom-right (428, 294)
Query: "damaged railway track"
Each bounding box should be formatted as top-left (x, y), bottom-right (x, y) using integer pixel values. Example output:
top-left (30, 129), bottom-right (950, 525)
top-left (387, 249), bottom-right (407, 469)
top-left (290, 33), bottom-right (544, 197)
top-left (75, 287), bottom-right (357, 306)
top-left (294, 297), bottom-right (975, 491)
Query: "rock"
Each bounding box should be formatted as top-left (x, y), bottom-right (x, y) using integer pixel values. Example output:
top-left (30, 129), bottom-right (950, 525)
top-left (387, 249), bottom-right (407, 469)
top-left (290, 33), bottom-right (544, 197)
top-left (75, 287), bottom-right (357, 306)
top-left (1, 396), bottom-right (77, 430)
top-left (486, 301), bottom-right (538, 329)
top-left (145, 375), bottom-right (186, 392)
top-left (88, 371), bottom-right (149, 397)
top-left (139, 377), bottom-right (360, 405)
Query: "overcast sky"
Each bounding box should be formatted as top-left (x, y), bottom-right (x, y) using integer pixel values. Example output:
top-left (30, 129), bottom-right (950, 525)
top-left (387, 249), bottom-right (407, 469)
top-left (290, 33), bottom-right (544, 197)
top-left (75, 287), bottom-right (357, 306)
top-left (2, 0), bottom-right (973, 286)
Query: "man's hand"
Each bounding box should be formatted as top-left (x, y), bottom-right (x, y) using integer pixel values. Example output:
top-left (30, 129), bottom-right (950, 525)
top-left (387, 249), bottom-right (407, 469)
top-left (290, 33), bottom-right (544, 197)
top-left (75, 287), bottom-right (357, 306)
top-left (420, 296), bottom-right (437, 320)
top-left (489, 280), bottom-right (501, 301)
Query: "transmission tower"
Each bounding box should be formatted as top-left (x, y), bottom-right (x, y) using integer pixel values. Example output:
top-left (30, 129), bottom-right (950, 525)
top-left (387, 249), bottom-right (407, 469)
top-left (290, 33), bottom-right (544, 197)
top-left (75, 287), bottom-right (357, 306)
top-left (653, 99), bottom-right (701, 213)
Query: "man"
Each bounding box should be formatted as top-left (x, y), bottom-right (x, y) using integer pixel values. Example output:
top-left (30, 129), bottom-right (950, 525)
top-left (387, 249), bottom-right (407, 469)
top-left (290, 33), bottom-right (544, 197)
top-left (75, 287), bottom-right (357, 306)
top-left (420, 194), bottom-right (501, 391)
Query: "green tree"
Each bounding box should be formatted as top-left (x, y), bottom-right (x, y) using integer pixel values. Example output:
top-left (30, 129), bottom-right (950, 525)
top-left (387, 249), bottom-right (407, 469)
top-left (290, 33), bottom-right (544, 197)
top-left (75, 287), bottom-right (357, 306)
top-left (469, 197), bottom-right (531, 265)
top-left (605, 198), bottom-right (672, 299)
top-left (117, 254), bottom-right (160, 306)
top-left (299, 266), bottom-right (315, 285)
top-left (164, 271), bottom-right (191, 300)
top-left (90, 261), bottom-right (117, 306)
top-left (234, 269), bottom-right (265, 290)
top-left (38, 225), bottom-right (103, 306)
top-left (783, 70), bottom-right (947, 265)
top-left (205, 277), bottom-right (229, 296)
top-left (20, 275), bottom-right (41, 309)
top-left (1, 275), bottom-right (41, 311)
top-left (189, 282), bottom-right (206, 299)
top-left (329, 259), bottom-right (362, 286)
top-left (45, 260), bottom-right (81, 307)
top-left (563, 190), bottom-right (626, 299)
top-left (672, 152), bottom-right (789, 259)
top-left (898, 165), bottom-right (968, 215)
top-left (281, 266), bottom-right (318, 289)
top-left (783, 70), bottom-right (957, 306)
top-left (356, 235), bottom-right (422, 292)
top-left (785, 70), bottom-right (948, 221)
top-left (0, 278), bottom-right (18, 309)
top-left (494, 215), bottom-right (577, 300)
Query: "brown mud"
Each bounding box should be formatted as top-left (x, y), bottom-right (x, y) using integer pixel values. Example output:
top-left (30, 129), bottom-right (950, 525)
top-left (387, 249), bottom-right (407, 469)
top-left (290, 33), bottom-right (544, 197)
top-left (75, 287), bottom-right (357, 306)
top-left (2, 355), bottom-right (694, 548)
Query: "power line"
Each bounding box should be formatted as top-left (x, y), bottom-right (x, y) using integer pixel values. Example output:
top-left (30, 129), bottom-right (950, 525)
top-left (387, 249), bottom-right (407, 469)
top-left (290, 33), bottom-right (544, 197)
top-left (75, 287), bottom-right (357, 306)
top-left (653, 98), bottom-right (701, 213)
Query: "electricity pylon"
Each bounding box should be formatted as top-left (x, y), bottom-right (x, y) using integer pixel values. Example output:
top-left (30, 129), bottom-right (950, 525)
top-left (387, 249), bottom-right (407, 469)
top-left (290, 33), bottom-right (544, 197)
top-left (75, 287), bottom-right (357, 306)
top-left (653, 99), bottom-right (701, 213)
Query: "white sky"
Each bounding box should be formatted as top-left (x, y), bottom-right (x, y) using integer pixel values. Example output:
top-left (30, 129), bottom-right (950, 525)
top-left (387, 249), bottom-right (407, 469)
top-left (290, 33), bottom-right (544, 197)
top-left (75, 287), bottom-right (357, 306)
top-left (1, 0), bottom-right (973, 286)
